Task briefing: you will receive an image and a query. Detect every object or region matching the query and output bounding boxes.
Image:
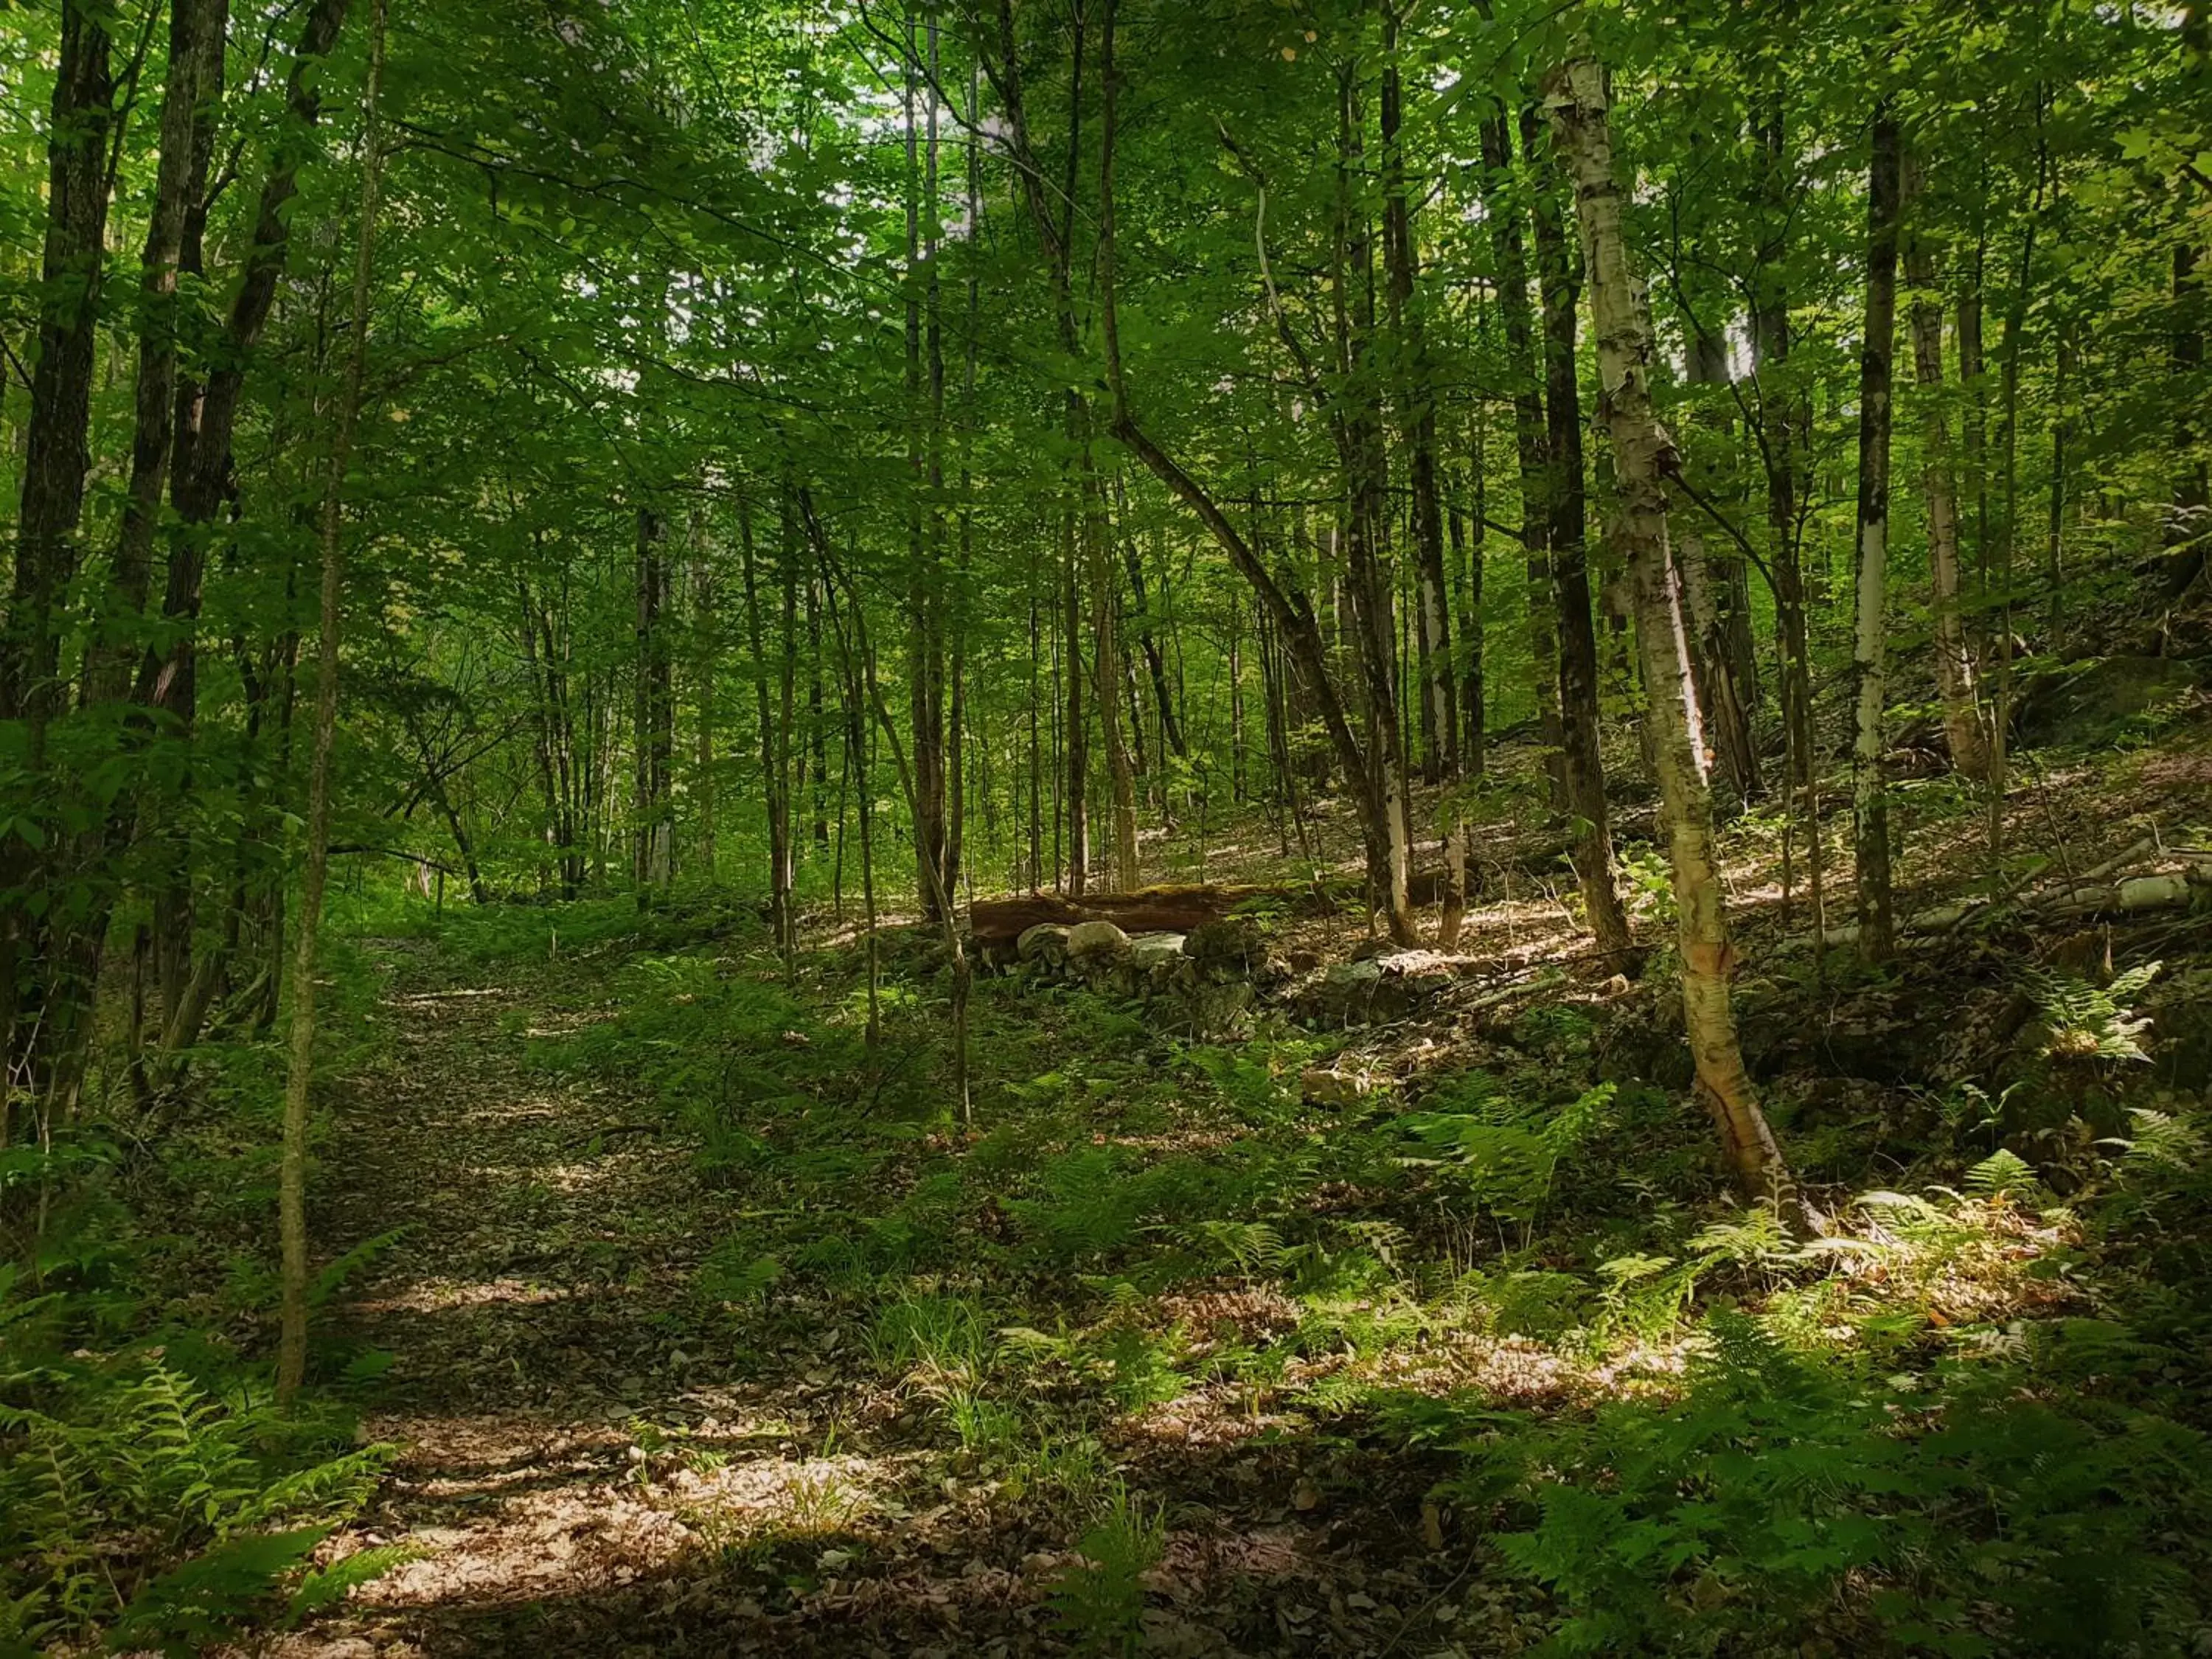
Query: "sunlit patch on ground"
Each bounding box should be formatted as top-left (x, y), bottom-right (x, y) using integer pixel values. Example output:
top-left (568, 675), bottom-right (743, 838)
top-left (354, 1277), bottom-right (573, 1315)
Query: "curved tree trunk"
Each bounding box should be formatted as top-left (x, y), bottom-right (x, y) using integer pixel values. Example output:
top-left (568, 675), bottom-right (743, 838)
top-left (1094, 22), bottom-right (1410, 943)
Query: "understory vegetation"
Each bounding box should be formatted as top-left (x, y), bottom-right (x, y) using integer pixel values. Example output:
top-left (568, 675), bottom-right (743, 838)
top-left (406, 870), bottom-right (2202, 1657)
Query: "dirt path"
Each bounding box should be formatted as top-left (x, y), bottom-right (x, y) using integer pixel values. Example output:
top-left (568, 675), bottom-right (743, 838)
top-left (259, 943), bottom-right (1489, 1659)
top-left (273, 952), bottom-right (879, 1658)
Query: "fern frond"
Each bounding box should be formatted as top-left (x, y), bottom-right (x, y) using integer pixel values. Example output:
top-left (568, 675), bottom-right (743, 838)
top-left (1963, 1149), bottom-right (2039, 1199)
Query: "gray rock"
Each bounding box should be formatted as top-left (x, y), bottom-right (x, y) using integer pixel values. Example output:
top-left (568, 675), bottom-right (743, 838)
top-left (1298, 949), bottom-right (1466, 1026)
top-left (1017, 922), bottom-right (1071, 962)
top-left (1132, 933), bottom-right (1188, 971)
top-left (1185, 917), bottom-right (1267, 971)
top-left (1066, 919), bottom-right (1133, 961)
top-left (1175, 979), bottom-right (1257, 1040)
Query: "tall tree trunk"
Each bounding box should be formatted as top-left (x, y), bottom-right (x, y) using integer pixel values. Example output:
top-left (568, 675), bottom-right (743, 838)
top-left (1526, 105), bottom-right (1633, 963)
top-left (1986, 106), bottom-right (2048, 865)
top-left (1094, 21), bottom-right (1406, 941)
top-left (1335, 66), bottom-right (1416, 939)
top-left (1958, 271), bottom-right (1990, 605)
top-left (140, 0), bottom-right (356, 1054)
top-left (1680, 327), bottom-right (1761, 803)
top-left (1476, 111), bottom-right (1567, 812)
top-left (1085, 453), bottom-right (1141, 889)
top-left (633, 505), bottom-right (675, 895)
top-left (1451, 440), bottom-right (1486, 776)
top-left (0, 0), bottom-right (114, 1121)
top-left (1026, 585), bottom-right (1043, 887)
top-left (2, 0), bottom-right (113, 732)
top-left (690, 512), bottom-right (720, 876)
top-left (2166, 2), bottom-right (2208, 592)
top-left (1753, 102), bottom-right (1820, 950)
top-left (1849, 103), bottom-right (1902, 963)
top-left (1902, 165), bottom-right (1992, 782)
top-left (806, 495), bottom-right (967, 1113)
top-left (1381, 9), bottom-right (1453, 792)
top-left (2168, 244), bottom-right (2208, 594)
top-left (1060, 499), bottom-right (1088, 895)
top-left (740, 496), bottom-right (792, 950)
top-left (808, 581), bottom-right (831, 849)
top-left (1121, 526), bottom-right (1188, 763)
top-left (948, 52), bottom-right (983, 908)
top-left (1380, 6), bottom-right (1465, 943)
top-left (984, 0), bottom-right (1096, 898)
top-left (905, 15), bottom-right (951, 922)
top-left (279, 0), bottom-right (384, 1404)
top-left (1548, 49), bottom-right (1810, 1230)
top-left (100, 0), bottom-right (227, 706)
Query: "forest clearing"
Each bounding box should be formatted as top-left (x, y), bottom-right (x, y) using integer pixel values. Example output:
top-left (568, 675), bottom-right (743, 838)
top-left (3, 1), bottom-right (2211, 1655)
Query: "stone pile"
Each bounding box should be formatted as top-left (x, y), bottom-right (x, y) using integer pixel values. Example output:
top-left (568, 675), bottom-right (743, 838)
top-left (1012, 915), bottom-right (1287, 1037)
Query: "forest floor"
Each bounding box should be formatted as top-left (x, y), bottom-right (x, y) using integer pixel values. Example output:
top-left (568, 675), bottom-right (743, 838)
top-left (266, 933), bottom-right (1526, 1658)
top-left (262, 678), bottom-right (2212, 1658)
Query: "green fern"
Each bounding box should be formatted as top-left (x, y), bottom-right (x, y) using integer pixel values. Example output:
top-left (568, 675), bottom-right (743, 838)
top-left (1174, 1219), bottom-right (1286, 1277)
top-left (1006, 1147), bottom-right (1144, 1262)
top-left (2028, 961), bottom-right (2161, 1063)
top-left (285, 1543), bottom-right (422, 1624)
top-left (1051, 1480), bottom-right (1166, 1655)
top-left (107, 1527), bottom-right (329, 1658)
top-left (1404, 1079), bottom-right (1617, 1227)
top-left (0, 1361), bottom-right (395, 1653)
top-left (2109, 1107), bottom-right (2206, 1176)
top-left (1963, 1148), bottom-right (2039, 1199)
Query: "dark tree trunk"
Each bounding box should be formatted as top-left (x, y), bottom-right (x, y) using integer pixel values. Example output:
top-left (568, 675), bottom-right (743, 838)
top-left (3, 1), bottom-right (114, 732)
top-left (634, 505), bottom-right (675, 894)
top-left (1525, 105), bottom-right (1633, 963)
top-left (1849, 105), bottom-right (1902, 962)
top-left (136, 0), bottom-right (356, 1056)
top-left (100, 0), bottom-right (229, 706)
top-left (1477, 111), bottom-right (1568, 812)
top-left (0, 1), bottom-right (114, 1121)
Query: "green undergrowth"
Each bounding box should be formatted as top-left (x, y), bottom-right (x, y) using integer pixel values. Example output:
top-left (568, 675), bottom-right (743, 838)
top-left (495, 905), bottom-right (2212, 1655)
top-left (1, 935), bottom-right (403, 1657)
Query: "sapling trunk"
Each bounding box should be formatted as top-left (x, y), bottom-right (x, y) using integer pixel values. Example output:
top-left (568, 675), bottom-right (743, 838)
top-left (279, 0), bottom-right (384, 1405)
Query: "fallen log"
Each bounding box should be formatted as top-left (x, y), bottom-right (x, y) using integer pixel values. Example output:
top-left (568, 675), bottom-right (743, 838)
top-left (970, 885), bottom-right (1296, 950)
top-left (972, 861), bottom-right (1581, 950)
